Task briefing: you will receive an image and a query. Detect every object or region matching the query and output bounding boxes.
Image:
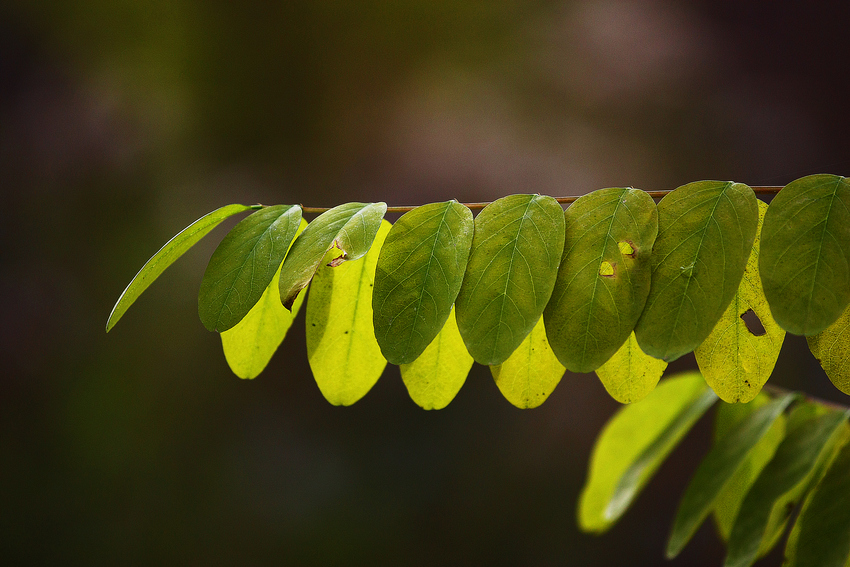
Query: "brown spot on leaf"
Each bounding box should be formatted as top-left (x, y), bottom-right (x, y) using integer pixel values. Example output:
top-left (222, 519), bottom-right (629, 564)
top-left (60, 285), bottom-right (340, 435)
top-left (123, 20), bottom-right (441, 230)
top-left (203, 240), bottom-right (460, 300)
top-left (327, 255), bottom-right (346, 267)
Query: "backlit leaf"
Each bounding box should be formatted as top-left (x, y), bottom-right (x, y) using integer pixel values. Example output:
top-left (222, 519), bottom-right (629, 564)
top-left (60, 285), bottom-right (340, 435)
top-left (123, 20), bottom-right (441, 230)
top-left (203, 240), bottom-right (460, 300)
top-left (635, 181), bottom-right (759, 362)
top-left (306, 221), bottom-right (390, 406)
top-left (760, 174), bottom-right (850, 336)
top-left (491, 316), bottom-right (565, 409)
top-left (373, 201), bottom-right (474, 364)
top-left (595, 331), bottom-right (667, 404)
top-left (544, 187), bottom-right (658, 372)
top-left (696, 200), bottom-right (786, 403)
top-left (455, 194), bottom-right (565, 365)
top-left (807, 302), bottom-right (850, 394)
top-left (198, 205), bottom-right (303, 332)
top-left (106, 203), bottom-right (256, 331)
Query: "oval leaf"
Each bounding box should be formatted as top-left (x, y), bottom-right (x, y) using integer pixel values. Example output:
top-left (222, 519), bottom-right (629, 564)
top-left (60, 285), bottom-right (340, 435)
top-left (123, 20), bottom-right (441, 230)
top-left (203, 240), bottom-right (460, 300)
top-left (760, 174), bottom-right (850, 336)
top-left (635, 181), bottom-right (759, 362)
top-left (220, 218), bottom-right (308, 379)
top-left (491, 316), bottom-right (565, 409)
top-left (455, 194), bottom-right (565, 365)
top-left (306, 220), bottom-right (391, 406)
top-left (373, 201), bottom-right (474, 364)
top-left (695, 200), bottom-right (786, 403)
top-left (399, 308), bottom-right (473, 410)
top-left (807, 302), bottom-right (850, 394)
top-left (198, 205), bottom-right (303, 332)
top-left (544, 187), bottom-right (658, 372)
top-left (595, 331), bottom-right (667, 404)
top-left (106, 203), bottom-right (256, 331)
top-left (279, 202), bottom-right (387, 309)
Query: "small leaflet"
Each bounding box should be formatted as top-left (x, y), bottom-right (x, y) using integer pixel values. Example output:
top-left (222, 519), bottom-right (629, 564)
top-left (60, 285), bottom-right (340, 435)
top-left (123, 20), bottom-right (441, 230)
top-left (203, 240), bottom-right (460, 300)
top-left (595, 332), bottom-right (667, 404)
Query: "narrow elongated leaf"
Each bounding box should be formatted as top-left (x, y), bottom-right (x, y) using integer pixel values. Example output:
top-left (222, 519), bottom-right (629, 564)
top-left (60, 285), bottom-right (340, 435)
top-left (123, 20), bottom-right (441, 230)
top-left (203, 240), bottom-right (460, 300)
top-left (760, 174), bottom-right (850, 336)
top-left (635, 181), bottom-right (759, 362)
top-left (544, 187), bottom-right (658, 372)
top-left (279, 202), bottom-right (387, 309)
top-left (220, 219), bottom-right (308, 379)
top-left (807, 303), bottom-right (850, 394)
top-left (595, 331), bottom-right (667, 404)
top-left (696, 200), bottom-right (786, 402)
top-left (578, 372), bottom-right (717, 533)
top-left (373, 201), bottom-right (474, 364)
top-left (491, 316), bottom-right (565, 409)
top-left (306, 221), bottom-right (390, 406)
top-left (106, 203), bottom-right (256, 331)
top-left (198, 205), bottom-right (303, 332)
top-left (399, 308), bottom-right (472, 410)
top-left (455, 194), bottom-right (565, 365)
top-left (725, 408), bottom-right (849, 567)
top-left (666, 393), bottom-right (795, 559)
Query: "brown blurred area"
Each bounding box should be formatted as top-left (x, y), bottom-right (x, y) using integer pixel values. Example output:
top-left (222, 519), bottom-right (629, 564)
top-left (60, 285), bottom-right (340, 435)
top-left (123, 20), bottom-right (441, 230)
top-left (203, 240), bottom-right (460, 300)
top-left (1, 1), bottom-right (849, 565)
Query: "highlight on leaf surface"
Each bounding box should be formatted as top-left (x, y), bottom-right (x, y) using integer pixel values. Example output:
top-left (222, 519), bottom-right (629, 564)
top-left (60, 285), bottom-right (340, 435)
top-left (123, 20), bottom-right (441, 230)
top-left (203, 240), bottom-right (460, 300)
top-left (372, 200), bottom-right (474, 365)
top-left (594, 331), bottom-right (666, 404)
top-left (544, 186), bottom-right (658, 373)
top-left (807, 302), bottom-right (850, 395)
top-left (455, 194), bottom-right (565, 366)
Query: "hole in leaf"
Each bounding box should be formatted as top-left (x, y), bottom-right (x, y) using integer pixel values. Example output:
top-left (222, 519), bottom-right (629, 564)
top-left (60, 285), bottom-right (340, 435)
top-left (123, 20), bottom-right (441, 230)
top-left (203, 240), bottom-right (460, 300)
top-left (599, 261), bottom-right (615, 277)
top-left (741, 309), bottom-right (766, 336)
top-left (618, 241), bottom-right (636, 257)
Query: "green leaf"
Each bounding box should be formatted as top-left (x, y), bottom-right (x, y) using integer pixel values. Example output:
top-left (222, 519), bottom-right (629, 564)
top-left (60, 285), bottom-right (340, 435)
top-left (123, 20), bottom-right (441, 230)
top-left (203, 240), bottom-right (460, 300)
top-left (399, 308), bottom-right (473, 410)
top-left (595, 331), bottom-right (667, 404)
top-left (306, 220), bottom-right (391, 406)
top-left (544, 187), bottom-right (658, 372)
top-left (666, 393), bottom-right (795, 559)
top-left (279, 202), bottom-right (388, 309)
top-left (372, 201), bottom-right (474, 364)
top-left (106, 203), bottom-right (256, 332)
top-left (198, 205), bottom-right (303, 332)
top-left (455, 194), bottom-right (565, 365)
top-left (760, 174), bottom-right (850, 336)
top-left (577, 372), bottom-right (717, 533)
top-left (807, 302), bottom-right (850, 394)
top-left (725, 407), bottom-right (849, 567)
top-left (635, 181), bottom-right (759, 362)
top-left (220, 218), bottom-right (308, 379)
top-left (491, 316), bottom-right (565, 409)
top-left (695, 200), bottom-right (786, 403)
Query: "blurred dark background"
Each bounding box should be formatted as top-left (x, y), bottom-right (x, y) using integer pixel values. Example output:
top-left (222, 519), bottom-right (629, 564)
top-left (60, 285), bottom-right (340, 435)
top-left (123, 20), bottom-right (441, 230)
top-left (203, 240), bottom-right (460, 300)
top-left (2, 1), bottom-right (849, 565)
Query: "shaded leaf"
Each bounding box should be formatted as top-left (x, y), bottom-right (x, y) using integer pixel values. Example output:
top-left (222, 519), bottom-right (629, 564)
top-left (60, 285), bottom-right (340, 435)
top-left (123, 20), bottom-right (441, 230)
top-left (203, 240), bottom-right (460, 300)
top-left (279, 202), bottom-right (387, 309)
top-left (306, 220), bottom-right (391, 406)
top-left (399, 308), bottom-right (472, 410)
top-left (106, 203), bottom-right (256, 331)
top-left (373, 201), bottom-right (474, 364)
top-left (807, 302), bottom-right (850, 394)
top-left (635, 181), bottom-right (759, 362)
top-left (544, 187), bottom-right (658, 372)
top-left (578, 372), bottom-right (717, 533)
top-left (455, 194), bottom-right (565, 365)
top-left (491, 316), bottom-right (565, 409)
top-left (198, 205), bottom-right (303, 332)
top-left (696, 200), bottom-right (786, 402)
top-left (760, 174), bottom-right (850, 336)
top-left (595, 331), bottom-right (667, 404)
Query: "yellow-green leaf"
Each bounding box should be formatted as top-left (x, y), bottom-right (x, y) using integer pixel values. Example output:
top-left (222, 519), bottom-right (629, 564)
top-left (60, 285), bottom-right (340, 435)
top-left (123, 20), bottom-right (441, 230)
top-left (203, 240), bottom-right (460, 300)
top-left (306, 220), bottom-right (390, 406)
top-left (490, 316), bottom-right (565, 409)
top-left (695, 200), bottom-right (786, 403)
top-left (595, 331), bottom-right (667, 404)
top-left (807, 303), bottom-right (850, 395)
top-left (399, 308), bottom-right (472, 410)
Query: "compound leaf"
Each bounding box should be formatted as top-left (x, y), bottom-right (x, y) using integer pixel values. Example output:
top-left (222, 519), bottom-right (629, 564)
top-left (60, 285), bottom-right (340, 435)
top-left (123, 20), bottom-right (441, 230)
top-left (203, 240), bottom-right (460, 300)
top-left (807, 302), bottom-right (850, 394)
top-left (595, 331), bottom-right (667, 404)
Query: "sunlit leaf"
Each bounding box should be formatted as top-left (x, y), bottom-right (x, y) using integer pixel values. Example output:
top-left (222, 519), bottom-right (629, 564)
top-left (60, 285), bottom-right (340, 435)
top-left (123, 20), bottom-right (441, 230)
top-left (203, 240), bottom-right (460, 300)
top-left (455, 194), bottom-right (565, 365)
top-left (760, 174), bottom-right (850, 336)
top-left (635, 181), bottom-right (758, 362)
top-left (106, 203), bottom-right (257, 331)
top-left (695, 200), bottom-right (786, 403)
top-left (578, 372), bottom-right (717, 533)
top-left (399, 308), bottom-right (472, 410)
top-left (807, 302), bottom-right (850, 394)
top-left (666, 393), bottom-right (795, 559)
top-left (491, 316), bottom-right (565, 409)
top-left (595, 331), bottom-right (667, 404)
top-left (279, 202), bottom-right (387, 309)
top-left (220, 219), bottom-right (308, 379)
top-left (198, 205), bottom-right (303, 332)
top-left (306, 221), bottom-right (390, 406)
top-left (544, 187), bottom-right (658, 372)
top-left (373, 201), bottom-right (474, 364)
